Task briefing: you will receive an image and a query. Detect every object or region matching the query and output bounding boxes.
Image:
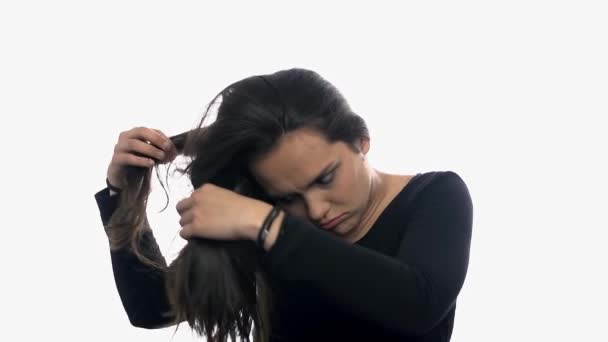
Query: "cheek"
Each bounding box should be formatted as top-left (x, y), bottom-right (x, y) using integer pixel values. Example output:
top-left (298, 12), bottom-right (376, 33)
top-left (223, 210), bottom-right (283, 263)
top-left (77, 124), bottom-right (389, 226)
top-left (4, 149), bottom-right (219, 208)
top-left (336, 167), bottom-right (359, 200)
top-left (340, 165), bottom-right (368, 208)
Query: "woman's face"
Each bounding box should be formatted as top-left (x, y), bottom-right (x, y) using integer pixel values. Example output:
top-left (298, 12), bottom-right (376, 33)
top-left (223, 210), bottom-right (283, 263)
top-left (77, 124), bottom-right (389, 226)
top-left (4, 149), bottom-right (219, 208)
top-left (250, 127), bottom-right (385, 241)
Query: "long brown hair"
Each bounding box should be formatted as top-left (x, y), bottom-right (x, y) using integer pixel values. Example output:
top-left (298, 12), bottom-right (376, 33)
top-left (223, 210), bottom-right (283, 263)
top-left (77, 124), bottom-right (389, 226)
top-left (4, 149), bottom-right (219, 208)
top-left (104, 68), bottom-right (370, 342)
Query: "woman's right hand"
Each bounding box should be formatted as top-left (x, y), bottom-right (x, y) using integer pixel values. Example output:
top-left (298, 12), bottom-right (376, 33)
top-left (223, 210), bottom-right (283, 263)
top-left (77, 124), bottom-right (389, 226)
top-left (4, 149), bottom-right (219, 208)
top-left (106, 127), bottom-right (177, 189)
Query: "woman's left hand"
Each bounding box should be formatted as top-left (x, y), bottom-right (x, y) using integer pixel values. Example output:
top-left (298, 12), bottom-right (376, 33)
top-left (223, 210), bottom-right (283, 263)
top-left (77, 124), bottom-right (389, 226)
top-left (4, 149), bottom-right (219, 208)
top-left (176, 183), bottom-right (269, 241)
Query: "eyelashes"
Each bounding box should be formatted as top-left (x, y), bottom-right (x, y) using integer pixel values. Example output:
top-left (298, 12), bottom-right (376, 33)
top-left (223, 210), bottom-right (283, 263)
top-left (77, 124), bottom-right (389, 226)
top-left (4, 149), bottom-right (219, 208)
top-left (278, 171), bottom-right (335, 204)
top-left (318, 173), bottom-right (334, 185)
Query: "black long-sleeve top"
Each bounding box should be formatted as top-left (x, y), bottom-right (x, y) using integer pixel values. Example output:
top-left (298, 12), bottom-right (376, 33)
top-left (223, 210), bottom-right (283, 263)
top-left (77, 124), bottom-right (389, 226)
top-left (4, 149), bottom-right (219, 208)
top-left (94, 171), bottom-right (473, 342)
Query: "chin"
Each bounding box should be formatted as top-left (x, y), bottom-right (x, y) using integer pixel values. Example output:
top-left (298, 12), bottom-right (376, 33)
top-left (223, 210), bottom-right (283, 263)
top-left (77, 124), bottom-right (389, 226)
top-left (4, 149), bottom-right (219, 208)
top-left (334, 221), bottom-right (353, 236)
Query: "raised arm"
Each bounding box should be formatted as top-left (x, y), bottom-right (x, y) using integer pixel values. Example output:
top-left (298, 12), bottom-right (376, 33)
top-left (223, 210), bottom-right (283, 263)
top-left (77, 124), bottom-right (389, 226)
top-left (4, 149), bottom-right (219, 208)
top-left (94, 186), bottom-right (178, 329)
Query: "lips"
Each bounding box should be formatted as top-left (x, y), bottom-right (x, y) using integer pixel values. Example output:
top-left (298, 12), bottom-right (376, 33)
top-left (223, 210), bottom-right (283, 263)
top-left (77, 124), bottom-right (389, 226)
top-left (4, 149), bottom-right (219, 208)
top-left (321, 213), bottom-right (346, 229)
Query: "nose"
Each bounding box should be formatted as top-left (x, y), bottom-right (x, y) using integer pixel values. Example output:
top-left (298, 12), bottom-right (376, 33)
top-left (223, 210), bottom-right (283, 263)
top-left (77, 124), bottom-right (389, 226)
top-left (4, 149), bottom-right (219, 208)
top-left (303, 192), bottom-right (329, 224)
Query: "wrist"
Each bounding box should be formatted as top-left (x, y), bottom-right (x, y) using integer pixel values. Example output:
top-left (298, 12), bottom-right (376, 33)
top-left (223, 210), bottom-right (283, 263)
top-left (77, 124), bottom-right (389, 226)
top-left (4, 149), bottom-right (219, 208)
top-left (245, 202), bottom-right (273, 241)
top-left (246, 202), bottom-right (285, 250)
top-left (106, 177), bottom-right (123, 193)
top-left (262, 209), bottom-right (285, 250)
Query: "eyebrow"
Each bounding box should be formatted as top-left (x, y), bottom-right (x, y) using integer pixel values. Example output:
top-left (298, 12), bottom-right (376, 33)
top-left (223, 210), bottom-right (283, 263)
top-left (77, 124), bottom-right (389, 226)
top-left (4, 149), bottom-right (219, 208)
top-left (269, 160), bottom-right (337, 198)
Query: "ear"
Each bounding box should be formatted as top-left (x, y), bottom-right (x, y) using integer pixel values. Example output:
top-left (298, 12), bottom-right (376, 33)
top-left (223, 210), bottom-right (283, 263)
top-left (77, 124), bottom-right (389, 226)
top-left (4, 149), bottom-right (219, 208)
top-left (359, 136), bottom-right (370, 156)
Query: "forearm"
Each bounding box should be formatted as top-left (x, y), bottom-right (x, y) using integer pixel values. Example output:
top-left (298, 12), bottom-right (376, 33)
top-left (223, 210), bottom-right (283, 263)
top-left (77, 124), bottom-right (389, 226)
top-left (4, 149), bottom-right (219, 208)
top-left (256, 173), bottom-right (473, 336)
top-left (259, 217), bottom-right (435, 335)
top-left (110, 238), bottom-right (175, 328)
top-left (95, 186), bottom-right (175, 328)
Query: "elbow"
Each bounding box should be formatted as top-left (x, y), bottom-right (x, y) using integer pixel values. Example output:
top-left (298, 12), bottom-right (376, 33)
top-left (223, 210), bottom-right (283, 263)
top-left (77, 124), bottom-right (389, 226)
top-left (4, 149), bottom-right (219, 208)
top-left (120, 297), bottom-right (178, 329)
top-left (393, 276), bottom-right (461, 336)
top-left (128, 316), bottom-right (157, 329)
top-left (376, 299), bottom-right (443, 336)
top-left (405, 268), bottom-right (466, 336)
top-left (127, 312), bottom-right (176, 330)
top-left (410, 301), bottom-right (456, 336)
top-left (390, 301), bottom-right (456, 337)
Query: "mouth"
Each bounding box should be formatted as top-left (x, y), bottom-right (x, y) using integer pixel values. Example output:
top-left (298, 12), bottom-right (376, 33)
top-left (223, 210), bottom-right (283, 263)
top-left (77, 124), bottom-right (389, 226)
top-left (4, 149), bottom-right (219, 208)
top-left (321, 213), bottom-right (347, 229)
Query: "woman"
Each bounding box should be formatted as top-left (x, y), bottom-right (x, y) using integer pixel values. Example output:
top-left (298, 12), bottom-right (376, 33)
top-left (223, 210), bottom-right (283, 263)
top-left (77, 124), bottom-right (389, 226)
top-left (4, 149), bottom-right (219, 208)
top-left (94, 68), bottom-right (473, 342)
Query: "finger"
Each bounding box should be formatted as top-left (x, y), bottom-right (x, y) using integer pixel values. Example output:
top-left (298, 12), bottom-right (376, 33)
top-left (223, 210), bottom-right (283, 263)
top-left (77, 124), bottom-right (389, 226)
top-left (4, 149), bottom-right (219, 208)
top-left (128, 127), bottom-right (172, 152)
top-left (179, 224), bottom-right (193, 240)
top-left (153, 129), bottom-right (178, 156)
top-left (176, 197), bottom-right (193, 215)
top-left (119, 138), bottom-right (166, 161)
top-left (115, 152), bottom-right (156, 168)
top-left (178, 210), bottom-right (194, 227)
top-left (160, 143), bottom-right (179, 164)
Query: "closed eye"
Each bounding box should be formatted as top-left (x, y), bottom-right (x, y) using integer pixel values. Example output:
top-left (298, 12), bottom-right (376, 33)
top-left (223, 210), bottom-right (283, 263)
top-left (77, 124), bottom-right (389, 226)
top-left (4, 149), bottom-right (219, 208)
top-left (277, 171), bottom-right (335, 204)
top-left (318, 172), bottom-right (334, 185)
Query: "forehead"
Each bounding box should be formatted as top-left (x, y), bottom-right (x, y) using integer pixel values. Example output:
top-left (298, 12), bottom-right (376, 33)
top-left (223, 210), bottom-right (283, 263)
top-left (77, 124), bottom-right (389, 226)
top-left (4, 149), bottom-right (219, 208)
top-left (250, 128), bottom-right (338, 195)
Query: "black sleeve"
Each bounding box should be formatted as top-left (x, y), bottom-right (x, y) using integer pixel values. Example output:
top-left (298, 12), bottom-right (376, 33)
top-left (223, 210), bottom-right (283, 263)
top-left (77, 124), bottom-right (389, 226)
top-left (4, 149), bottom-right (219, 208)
top-left (261, 172), bottom-right (473, 336)
top-left (94, 187), bottom-right (177, 329)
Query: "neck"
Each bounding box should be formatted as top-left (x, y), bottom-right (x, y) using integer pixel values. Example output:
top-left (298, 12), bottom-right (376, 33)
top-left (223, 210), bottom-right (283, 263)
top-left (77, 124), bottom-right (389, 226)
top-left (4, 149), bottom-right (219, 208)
top-left (345, 169), bottom-right (390, 242)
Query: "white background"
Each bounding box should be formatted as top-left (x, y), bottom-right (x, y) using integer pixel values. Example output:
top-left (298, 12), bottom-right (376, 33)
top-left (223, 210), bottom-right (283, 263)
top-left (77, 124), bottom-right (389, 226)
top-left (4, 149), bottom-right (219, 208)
top-left (1, 1), bottom-right (607, 341)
